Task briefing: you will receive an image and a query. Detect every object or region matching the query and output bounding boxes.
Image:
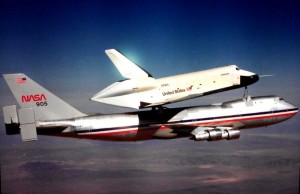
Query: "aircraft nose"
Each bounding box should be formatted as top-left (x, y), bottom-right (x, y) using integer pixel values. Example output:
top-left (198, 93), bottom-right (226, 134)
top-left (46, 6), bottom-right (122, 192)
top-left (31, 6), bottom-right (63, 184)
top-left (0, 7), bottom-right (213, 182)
top-left (240, 74), bottom-right (259, 86)
top-left (250, 74), bottom-right (259, 83)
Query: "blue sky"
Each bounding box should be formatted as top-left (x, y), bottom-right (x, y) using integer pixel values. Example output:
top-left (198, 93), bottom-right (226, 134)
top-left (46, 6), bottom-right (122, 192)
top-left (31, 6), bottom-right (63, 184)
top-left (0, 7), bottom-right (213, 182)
top-left (1, 0), bottom-right (299, 114)
top-left (0, 1), bottom-right (300, 193)
top-left (0, 0), bottom-right (299, 111)
top-left (1, 1), bottom-right (299, 110)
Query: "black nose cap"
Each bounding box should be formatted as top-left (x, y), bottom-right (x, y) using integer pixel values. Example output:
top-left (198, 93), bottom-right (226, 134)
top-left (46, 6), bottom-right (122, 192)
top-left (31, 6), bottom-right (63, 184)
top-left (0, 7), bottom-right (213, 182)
top-left (240, 74), bottom-right (259, 86)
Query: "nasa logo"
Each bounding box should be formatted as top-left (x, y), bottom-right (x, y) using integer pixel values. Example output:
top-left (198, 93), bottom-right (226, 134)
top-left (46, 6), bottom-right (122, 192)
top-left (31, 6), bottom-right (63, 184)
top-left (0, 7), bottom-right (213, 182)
top-left (21, 94), bottom-right (47, 106)
top-left (21, 94), bottom-right (46, 102)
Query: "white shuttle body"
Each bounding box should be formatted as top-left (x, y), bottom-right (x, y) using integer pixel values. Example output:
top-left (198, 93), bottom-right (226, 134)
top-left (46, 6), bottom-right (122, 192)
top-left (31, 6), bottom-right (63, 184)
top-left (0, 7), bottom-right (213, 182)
top-left (91, 49), bottom-right (259, 109)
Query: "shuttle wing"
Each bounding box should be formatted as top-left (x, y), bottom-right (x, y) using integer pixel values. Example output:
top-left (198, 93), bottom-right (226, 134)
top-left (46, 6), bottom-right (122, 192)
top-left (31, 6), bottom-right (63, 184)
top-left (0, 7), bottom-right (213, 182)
top-left (105, 49), bottom-right (153, 79)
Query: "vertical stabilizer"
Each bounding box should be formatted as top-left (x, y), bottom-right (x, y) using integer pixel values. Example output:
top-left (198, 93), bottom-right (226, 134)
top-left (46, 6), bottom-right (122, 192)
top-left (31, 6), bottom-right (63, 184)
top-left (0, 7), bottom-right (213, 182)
top-left (3, 73), bottom-right (86, 121)
top-left (105, 49), bottom-right (153, 79)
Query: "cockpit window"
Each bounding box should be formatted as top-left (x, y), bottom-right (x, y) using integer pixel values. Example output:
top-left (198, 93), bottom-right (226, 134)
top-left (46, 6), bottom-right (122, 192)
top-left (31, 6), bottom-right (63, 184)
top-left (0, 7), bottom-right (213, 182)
top-left (236, 67), bottom-right (240, 71)
top-left (279, 97), bottom-right (284, 101)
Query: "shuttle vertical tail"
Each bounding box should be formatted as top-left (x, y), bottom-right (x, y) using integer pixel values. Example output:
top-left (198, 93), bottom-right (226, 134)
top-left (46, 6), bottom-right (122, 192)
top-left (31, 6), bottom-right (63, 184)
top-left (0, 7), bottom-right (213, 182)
top-left (105, 49), bottom-right (153, 79)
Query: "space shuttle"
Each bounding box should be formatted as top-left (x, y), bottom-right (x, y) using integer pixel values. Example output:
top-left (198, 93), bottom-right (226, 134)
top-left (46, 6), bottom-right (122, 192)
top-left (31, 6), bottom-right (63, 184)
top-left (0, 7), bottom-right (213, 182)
top-left (91, 49), bottom-right (259, 109)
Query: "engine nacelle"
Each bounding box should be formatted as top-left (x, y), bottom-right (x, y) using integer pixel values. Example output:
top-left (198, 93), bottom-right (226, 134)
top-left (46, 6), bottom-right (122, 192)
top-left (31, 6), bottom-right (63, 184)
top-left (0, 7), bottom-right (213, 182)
top-left (193, 129), bottom-right (222, 141)
top-left (192, 128), bottom-right (240, 141)
top-left (207, 129), bottom-right (223, 141)
top-left (222, 130), bottom-right (240, 140)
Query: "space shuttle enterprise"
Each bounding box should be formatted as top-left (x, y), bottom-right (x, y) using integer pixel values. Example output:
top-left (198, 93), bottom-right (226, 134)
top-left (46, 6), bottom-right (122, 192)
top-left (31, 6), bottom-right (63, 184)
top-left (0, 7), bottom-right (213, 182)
top-left (2, 73), bottom-right (297, 142)
top-left (91, 49), bottom-right (259, 109)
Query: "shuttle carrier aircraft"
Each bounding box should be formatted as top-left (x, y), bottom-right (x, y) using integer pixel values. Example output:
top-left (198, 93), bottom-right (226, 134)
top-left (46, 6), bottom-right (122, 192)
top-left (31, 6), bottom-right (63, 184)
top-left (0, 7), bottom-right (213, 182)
top-left (3, 73), bottom-right (298, 142)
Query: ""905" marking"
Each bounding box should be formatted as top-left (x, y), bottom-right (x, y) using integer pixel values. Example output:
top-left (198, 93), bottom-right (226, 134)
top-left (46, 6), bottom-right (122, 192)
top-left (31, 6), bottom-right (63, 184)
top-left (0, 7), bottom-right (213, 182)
top-left (36, 101), bottom-right (48, 106)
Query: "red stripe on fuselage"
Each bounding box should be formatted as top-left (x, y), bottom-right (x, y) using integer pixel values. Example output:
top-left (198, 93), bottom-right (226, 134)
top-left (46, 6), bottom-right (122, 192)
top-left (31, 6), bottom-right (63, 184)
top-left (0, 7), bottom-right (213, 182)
top-left (78, 110), bottom-right (297, 137)
top-left (183, 110), bottom-right (298, 126)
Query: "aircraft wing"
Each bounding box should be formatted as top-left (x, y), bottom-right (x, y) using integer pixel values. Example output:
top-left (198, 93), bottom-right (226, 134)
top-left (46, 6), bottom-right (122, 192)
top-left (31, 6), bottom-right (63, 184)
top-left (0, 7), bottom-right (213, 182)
top-left (165, 125), bottom-right (217, 134)
top-left (105, 49), bottom-right (153, 79)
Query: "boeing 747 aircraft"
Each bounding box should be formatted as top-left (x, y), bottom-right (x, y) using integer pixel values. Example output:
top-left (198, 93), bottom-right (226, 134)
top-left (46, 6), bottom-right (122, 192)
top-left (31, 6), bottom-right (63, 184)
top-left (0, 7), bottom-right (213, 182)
top-left (2, 73), bottom-right (297, 142)
top-left (91, 49), bottom-right (259, 109)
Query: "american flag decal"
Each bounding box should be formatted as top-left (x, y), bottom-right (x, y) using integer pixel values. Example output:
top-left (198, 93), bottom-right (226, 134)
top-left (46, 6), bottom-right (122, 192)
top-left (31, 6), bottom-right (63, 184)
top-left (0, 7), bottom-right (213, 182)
top-left (16, 77), bottom-right (26, 83)
top-left (186, 85), bottom-right (193, 91)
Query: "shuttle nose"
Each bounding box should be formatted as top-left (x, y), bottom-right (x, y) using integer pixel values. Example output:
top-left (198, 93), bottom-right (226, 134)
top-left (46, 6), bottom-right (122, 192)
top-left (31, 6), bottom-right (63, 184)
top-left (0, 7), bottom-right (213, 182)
top-left (240, 74), bottom-right (259, 86)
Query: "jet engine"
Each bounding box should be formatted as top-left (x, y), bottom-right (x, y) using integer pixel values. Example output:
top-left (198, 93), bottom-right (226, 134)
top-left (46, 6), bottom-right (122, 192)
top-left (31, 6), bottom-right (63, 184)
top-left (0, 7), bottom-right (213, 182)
top-left (192, 129), bottom-right (240, 141)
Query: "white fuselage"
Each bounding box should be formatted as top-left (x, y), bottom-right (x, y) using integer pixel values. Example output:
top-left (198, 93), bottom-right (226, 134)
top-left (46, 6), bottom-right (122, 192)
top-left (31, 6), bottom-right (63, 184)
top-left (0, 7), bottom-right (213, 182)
top-left (37, 96), bottom-right (298, 141)
top-left (91, 65), bottom-right (259, 109)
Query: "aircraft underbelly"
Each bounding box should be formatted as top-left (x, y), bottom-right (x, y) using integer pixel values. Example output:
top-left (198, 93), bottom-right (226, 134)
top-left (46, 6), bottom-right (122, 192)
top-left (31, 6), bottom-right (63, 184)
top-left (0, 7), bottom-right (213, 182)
top-left (237, 115), bottom-right (293, 129)
top-left (64, 125), bottom-right (184, 141)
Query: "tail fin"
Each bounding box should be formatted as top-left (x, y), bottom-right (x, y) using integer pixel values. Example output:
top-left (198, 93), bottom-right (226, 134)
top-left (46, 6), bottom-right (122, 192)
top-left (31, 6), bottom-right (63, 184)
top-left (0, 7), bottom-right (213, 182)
top-left (3, 73), bottom-right (86, 121)
top-left (105, 49), bottom-right (153, 79)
